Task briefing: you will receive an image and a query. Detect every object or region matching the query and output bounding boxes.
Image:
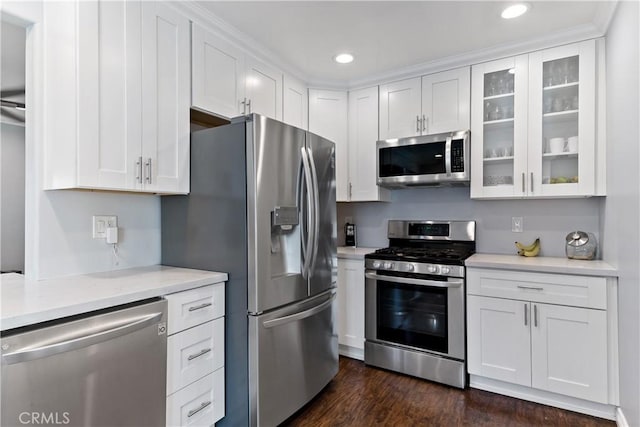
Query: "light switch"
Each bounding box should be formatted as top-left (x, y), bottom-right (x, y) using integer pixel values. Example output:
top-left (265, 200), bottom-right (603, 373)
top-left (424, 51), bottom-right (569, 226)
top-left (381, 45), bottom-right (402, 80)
top-left (93, 215), bottom-right (118, 238)
top-left (512, 217), bottom-right (523, 233)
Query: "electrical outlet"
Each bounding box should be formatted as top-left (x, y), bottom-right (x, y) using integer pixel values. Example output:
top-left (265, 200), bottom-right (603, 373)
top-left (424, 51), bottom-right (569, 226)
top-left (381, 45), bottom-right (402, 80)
top-left (512, 217), bottom-right (523, 233)
top-left (93, 215), bottom-right (118, 238)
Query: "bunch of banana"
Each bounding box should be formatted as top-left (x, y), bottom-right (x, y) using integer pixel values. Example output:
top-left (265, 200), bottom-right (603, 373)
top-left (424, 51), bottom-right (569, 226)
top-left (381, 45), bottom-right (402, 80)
top-left (515, 238), bottom-right (541, 257)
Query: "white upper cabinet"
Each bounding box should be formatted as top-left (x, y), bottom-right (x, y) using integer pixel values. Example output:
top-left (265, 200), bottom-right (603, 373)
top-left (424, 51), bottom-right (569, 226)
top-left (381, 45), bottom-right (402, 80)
top-left (348, 87), bottom-right (390, 202)
top-left (379, 77), bottom-right (422, 140)
top-left (45, 0), bottom-right (190, 194)
top-left (282, 74), bottom-right (308, 130)
top-left (471, 40), bottom-right (598, 199)
top-left (470, 55), bottom-right (529, 199)
top-left (245, 57), bottom-right (282, 120)
top-left (76, 0), bottom-right (142, 191)
top-left (379, 67), bottom-right (470, 140)
top-left (308, 89), bottom-right (348, 201)
top-left (141, 1), bottom-right (190, 193)
top-left (421, 67), bottom-right (470, 135)
top-left (191, 23), bottom-right (283, 121)
top-left (527, 41), bottom-right (597, 198)
top-left (191, 23), bottom-right (245, 119)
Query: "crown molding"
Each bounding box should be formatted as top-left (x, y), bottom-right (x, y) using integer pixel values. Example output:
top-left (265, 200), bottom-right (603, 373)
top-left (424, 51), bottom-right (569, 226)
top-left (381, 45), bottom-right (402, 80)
top-left (171, 1), bottom-right (311, 84)
top-left (592, 0), bottom-right (619, 35)
top-left (174, 1), bottom-right (610, 92)
top-left (343, 22), bottom-right (606, 90)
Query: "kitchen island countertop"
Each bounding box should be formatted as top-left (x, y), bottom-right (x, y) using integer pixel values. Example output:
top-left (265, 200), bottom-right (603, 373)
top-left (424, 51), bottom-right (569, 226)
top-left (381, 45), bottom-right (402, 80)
top-left (1, 265), bottom-right (227, 331)
top-left (466, 253), bottom-right (618, 277)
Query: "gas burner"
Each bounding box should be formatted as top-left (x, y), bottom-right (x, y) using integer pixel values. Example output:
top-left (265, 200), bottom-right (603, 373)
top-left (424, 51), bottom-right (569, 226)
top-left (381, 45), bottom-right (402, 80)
top-left (366, 220), bottom-right (476, 267)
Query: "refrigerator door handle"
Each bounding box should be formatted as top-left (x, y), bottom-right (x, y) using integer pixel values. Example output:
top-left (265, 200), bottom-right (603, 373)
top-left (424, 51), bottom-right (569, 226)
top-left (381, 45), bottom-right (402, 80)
top-left (262, 293), bottom-right (335, 329)
top-left (300, 147), bottom-right (315, 278)
top-left (306, 147), bottom-right (320, 276)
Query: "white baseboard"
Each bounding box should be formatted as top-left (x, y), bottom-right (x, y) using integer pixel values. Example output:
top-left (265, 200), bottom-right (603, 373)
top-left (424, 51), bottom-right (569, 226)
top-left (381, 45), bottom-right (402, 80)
top-left (339, 344), bottom-right (364, 361)
top-left (470, 375), bottom-right (617, 421)
top-left (616, 407), bottom-right (629, 427)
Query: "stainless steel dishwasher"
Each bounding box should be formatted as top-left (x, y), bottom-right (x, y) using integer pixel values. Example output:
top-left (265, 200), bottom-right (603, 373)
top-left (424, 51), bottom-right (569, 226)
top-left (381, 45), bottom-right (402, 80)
top-left (1, 298), bottom-right (167, 427)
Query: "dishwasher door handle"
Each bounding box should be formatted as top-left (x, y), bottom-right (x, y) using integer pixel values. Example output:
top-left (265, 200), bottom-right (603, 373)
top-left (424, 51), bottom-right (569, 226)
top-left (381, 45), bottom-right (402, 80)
top-left (2, 311), bottom-right (163, 365)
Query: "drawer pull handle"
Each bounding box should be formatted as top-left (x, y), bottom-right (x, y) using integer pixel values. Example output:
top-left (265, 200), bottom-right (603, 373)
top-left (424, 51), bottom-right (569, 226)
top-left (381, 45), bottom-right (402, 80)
top-left (524, 303), bottom-right (528, 326)
top-left (187, 348), bottom-right (212, 361)
top-left (188, 302), bottom-right (212, 312)
top-left (187, 401), bottom-right (212, 418)
top-left (517, 285), bottom-right (544, 291)
top-left (534, 304), bottom-right (538, 327)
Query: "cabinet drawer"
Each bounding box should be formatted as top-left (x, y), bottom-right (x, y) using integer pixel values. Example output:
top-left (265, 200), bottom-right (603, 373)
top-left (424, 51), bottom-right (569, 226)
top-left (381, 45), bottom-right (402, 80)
top-left (467, 268), bottom-right (606, 309)
top-left (167, 318), bottom-right (225, 396)
top-left (167, 368), bottom-right (225, 427)
top-left (166, 284), bottom-right (225, 335)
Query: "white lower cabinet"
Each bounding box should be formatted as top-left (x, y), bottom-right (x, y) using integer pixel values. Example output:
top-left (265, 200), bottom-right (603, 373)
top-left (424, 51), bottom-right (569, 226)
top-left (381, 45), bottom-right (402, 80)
top-left (166, 283), bottom-right (225, 426)
top-left (467, 267), bottom-right (615, 409)
top-left (467, 296), bottom-right (531, 386)
top-left (337, 258), bottom-right (365, 360)
top-left (167, 369), bottom-right (225, 427)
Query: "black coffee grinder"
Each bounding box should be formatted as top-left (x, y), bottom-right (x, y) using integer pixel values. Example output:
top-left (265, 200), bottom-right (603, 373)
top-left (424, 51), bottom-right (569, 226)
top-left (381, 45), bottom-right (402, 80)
top-left (345, 223), bottom-right (357, 247)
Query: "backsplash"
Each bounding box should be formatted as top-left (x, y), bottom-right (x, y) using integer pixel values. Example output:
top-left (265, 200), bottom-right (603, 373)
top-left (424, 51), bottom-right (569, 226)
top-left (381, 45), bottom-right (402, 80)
top-left (338, 187), bottom-right (603, 258)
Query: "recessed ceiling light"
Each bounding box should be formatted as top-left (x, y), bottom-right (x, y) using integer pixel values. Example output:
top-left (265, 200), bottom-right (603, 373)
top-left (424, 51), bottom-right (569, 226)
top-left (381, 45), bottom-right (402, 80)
top-left (334, 53), bottom-right (354, 64)
top-left (501, 3), bottom-right (529, 19)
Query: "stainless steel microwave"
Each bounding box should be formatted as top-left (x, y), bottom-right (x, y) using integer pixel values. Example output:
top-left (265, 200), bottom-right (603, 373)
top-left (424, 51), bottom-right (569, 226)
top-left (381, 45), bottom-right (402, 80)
top-left (376, 130), bottom-right (470, 188)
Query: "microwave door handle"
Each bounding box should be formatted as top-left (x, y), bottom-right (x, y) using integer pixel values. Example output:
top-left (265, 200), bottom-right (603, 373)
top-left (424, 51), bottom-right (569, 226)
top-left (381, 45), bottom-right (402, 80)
top-left (365, 272), bottom-right (463, 288)
top-left (445, 136), bottom-right (452, 176)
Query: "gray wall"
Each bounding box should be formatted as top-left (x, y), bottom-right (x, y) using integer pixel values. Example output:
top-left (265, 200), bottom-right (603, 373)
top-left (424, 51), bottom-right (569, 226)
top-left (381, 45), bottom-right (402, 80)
top-left (1, 124), bottom-right (25, 272)
top-left (601, 1), bottom-right (640, 425)
top-left (338, 187), bottom-right (602, 258)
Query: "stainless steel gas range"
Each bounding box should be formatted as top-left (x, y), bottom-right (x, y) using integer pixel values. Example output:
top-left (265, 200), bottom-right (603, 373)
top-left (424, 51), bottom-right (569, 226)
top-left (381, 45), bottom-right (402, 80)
top-left (364, 220), bottom-right (476, 389)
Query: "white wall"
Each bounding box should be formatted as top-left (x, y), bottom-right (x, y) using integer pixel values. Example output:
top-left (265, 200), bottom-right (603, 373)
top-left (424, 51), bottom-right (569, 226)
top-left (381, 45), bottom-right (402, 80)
top-left (1, 124), bottom-right (25, 272)
top-left (601, 1), bottom-right (640, 425)
top-left (3, 1), bottom-right (163, 280)
top-left (35, 191), bottom-right (161, 279)
top-left (338, 188), bottom-right (602, 257)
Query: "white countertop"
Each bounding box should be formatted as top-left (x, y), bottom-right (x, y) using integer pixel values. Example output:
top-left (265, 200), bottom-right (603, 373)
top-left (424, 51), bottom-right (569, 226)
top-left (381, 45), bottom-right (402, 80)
top-left (337, 246), bottom-right (378, 260)
top-left (1, 265), bottom-right (228, 331)
top-left (466, 253), bottom-right (618, 277)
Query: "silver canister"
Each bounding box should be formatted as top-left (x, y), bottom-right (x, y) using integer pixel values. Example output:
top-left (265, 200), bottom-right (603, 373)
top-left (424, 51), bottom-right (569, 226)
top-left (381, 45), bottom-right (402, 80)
top-left (565, 231), bottom-right (597, 260)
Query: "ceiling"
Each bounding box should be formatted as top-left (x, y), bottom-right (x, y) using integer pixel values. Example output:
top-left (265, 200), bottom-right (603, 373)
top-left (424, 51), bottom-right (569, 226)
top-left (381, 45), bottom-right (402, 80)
top-left (1, 20), bottom-right (26, 125)
top-left (198, 1), bottom-right (614, 86)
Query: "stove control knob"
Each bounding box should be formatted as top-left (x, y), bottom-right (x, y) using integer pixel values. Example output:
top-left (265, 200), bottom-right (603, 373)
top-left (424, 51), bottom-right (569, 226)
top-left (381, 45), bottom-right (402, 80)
top-left (428, 265), bottom-right (439, 274)
top-left (372, 261), bottom-right (381, 269)
top-left (384, 262), bottom-right (393, 270)
top-left (406, 264), bottom-right (415, 272)
top-left (441, 266), bottom-right (451, 274)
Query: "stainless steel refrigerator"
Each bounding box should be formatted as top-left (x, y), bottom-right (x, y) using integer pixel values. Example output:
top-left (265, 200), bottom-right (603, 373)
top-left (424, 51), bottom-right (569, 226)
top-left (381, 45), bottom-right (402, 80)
top-left (162, 114), bottom-right (338, 427)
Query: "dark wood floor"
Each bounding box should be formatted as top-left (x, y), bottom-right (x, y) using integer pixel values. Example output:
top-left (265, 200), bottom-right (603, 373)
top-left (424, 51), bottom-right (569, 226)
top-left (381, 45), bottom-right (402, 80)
top-left (283, 357), bottom-right (615, 427)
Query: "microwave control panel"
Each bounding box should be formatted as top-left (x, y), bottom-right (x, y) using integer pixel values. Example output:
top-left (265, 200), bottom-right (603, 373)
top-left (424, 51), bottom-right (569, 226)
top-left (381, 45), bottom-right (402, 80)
top-left (451, 139), bottom-right (465, 173)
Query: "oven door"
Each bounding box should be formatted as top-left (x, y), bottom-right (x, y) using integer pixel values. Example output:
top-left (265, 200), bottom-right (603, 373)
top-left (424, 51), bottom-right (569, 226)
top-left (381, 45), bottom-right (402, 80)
top-left (364, 270), bottom-right (465, 361)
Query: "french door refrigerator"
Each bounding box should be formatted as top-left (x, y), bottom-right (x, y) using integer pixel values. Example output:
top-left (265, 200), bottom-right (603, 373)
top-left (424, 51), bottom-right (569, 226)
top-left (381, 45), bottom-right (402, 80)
top-left (162, 114), bottom-right (338, 427)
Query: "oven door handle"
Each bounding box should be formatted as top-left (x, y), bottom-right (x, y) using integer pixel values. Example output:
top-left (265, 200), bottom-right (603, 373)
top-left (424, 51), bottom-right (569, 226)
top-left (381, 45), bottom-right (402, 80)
top-left (365, 272), bottom-right (463, 288)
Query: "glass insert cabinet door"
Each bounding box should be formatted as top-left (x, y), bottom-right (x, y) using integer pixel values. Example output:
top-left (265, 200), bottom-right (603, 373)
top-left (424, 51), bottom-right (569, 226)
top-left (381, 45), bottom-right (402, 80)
top-left (471, 55), bottom-right (529, 198)
top-left (528, 40), bottom-right (596, 197)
